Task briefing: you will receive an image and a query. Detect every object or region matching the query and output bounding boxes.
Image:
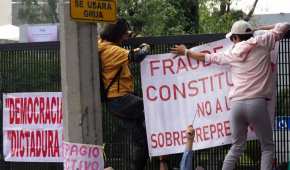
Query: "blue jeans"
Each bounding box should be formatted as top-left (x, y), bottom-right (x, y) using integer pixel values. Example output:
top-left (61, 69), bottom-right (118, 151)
top-left (108, 93), bottom-right (148, 170)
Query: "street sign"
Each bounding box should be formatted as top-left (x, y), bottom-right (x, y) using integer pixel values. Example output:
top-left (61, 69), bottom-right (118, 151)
top-left (70, 0), bottom-right (117, 23)
top-left (275, 116), bottom-right (290, 130)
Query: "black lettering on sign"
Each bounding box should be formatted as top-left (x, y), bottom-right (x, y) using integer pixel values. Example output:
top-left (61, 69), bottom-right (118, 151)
top-left (87, 1), bottom-right (112, 10)
top-left (83, 10), bottom-right (103, 18)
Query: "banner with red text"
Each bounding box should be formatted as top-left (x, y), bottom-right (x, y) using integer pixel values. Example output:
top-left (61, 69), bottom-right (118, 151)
top-left (3, 92), bottom-right (63, 162)
top-left (63, 142), bottom-right (104, 170)
top-left (141, 38), bottom-right (278, 156)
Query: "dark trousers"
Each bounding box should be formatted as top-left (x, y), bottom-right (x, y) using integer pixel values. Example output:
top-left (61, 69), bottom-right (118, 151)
top-left (108, 93), bottom-right (148, 170)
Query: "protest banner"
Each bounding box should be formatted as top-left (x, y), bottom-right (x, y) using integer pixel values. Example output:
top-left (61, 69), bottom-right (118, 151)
top-left (3, 92), bottom-right (63, 162)
top-left (63, 141), bottom-right (104, 170)
top-left (141, 38), bottom-right (278, 156)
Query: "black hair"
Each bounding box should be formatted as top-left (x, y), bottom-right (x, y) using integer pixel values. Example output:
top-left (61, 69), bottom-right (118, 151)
top-left (100, 18), bottom-right (129, 43)
top-left (230, 27), bottom-right (253, 41)
top-left (230, 34), bottom-right (253, 41)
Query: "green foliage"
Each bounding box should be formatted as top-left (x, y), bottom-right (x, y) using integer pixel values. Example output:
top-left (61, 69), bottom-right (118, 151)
top-left (198, 0), bottom-right (244, 33)
top-left (117, 0), bottom-right (246, 36)
top-left (118, 0), bottom-right (195, 36)
top-left (18, 0), bottom-right (43, 24)
top-left (18, 0), bottom-right (59, 24)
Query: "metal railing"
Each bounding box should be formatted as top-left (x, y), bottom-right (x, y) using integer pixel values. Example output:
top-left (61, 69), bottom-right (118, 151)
top-left (0, 32), bottom-right (289, 170)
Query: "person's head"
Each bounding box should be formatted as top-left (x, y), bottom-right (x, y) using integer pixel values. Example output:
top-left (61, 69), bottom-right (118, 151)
top-left (100, 18), bottom-right (130, 44)
top-left (226, 20), bottom-right (254, 44)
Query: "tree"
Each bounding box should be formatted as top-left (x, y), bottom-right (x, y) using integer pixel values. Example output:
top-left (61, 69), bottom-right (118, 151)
top-left (18, 0), bottom-right (43, 24)
top-left (43, 0), bottom-right (59, 23)
top-left (117, 0), bottom-right (259, 36)
top-left (198, 0), bottom-right (259, 33)
top-left (167, 0), bottom-right (199, 33)
top-left (244, 0), bottom-right (259, 21)
top-left (18, 0), bottom-right (59, 24)
top-left (118, 0), bottom-right (197, 36)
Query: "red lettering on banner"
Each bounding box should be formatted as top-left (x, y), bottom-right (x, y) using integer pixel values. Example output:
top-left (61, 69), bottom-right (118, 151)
top-left (215, 72), bottom-right (224, 89)
top-left (209, 124), bottom-right (216, 139)
top-left (165, 132), bottom-right (172, 146)
top-left (203, 125), bottom-right (210, 141)
top-left (216, 98), bottom-right (223, 113)
top-left (217, 123), bottom-right (224, 137)
top-left (147, 86), bottom-right (157, 101)
top-left (64, 159), bottom-right (100, 170)
top-left (176, 58), bottom-right (189, 73)
top-left (30, 131), bottom-right (35, 156)
top-left (188, 80), bottom-right (199, 97)
top-left (226, 71), bottom-right (233, 86)
top-left (148, 45), bottom-right (227, 77)
top-left (163, 59), bottom-right (174, 75)
top-left (150, 60), bottom-right (160, 76)
top-left (197, 100), bottom-right (212, 117)
top-left (151, 134), bottom-right (157, 148)
top-left (6, 96), bottom-right (63, 125)
top-left (173, 131), bottom-right (181, 146)
top-left (213, 46), bottom-right (223, 53)
top-left (198, 77), bottom-right (208, 93)
top-left (145, 71), bottom-right (232, 101)
top-left (173, 84), bottom-right (186, 99)
top-left (159, 85), bottom-right (171, 101)
top-left (150, 130), bottom-right (187, 149)
top-left (7, 130), bottom-right (60, 158)
top-left (63, 143), bottom-right (100, 158)
top-left (195, 128), bottom-right (203, 142)
top-left (224, 121), bottom-right (231, 136)
top-left (197, 96), bottom-right (230, 118)
top-left (150, 120), bottom-right (232, 149)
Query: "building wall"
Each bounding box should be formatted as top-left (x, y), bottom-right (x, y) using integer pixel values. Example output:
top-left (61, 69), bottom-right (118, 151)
top-left (0, 0), bottom-right (12, 25)
top-left (251, 13), bottom-right (290, 25)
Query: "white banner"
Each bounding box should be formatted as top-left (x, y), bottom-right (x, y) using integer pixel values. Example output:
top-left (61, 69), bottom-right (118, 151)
top-left (3, 92), bottom-right (63, 162)
top-left (63, 142), bottom-right (104, 170)
top-left (141, 38), bottom-right (278, 156)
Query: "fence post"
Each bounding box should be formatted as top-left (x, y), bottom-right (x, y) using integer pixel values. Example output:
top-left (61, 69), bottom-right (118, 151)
top-left (59, 0), bottom-right (102, 145)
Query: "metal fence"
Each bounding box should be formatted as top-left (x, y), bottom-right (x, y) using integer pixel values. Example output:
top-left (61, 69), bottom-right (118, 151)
top-left (0, 42), bottom-right (63, 170)
top-left (0, 32), bottom-right (289, 170)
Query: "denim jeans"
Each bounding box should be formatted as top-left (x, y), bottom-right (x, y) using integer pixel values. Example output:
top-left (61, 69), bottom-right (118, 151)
top-left (107, 93), bottom-right (148, 170)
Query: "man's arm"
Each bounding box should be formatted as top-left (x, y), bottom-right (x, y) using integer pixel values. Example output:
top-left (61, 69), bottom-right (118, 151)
top-left (170, 44), bottom-right (235, 65)
top-left (128, 43), bottom-right (150, 63)
top-left (254, 23), bottom-right (290, 32)
top-left (170, 45), bottom-right (206, 61)
top-left (180, 125), bottom-right (195, 170)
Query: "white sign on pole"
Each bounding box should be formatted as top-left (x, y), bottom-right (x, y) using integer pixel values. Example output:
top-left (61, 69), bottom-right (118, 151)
top-left (3, 92), bottom-right (63, 162)
top-left (20, 24), bottom-right (58, 42)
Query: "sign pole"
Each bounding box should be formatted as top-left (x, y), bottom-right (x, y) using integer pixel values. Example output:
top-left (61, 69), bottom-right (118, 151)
top-left (59, 0), bottom-right (102, 145)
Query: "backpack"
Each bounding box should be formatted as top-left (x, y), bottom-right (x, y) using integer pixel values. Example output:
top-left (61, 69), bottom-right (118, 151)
top-left (99, 57), bottom-right (123, 102)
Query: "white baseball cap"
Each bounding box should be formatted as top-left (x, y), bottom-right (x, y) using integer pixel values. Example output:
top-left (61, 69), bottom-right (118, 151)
top-left (226, 20), bottom-right (254, 39)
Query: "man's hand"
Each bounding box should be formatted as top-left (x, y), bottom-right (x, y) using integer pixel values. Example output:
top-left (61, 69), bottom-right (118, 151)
top-left (186, 125), bottom-right (195, 140)
top-left (170, 44), bottom-right (187, 56)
